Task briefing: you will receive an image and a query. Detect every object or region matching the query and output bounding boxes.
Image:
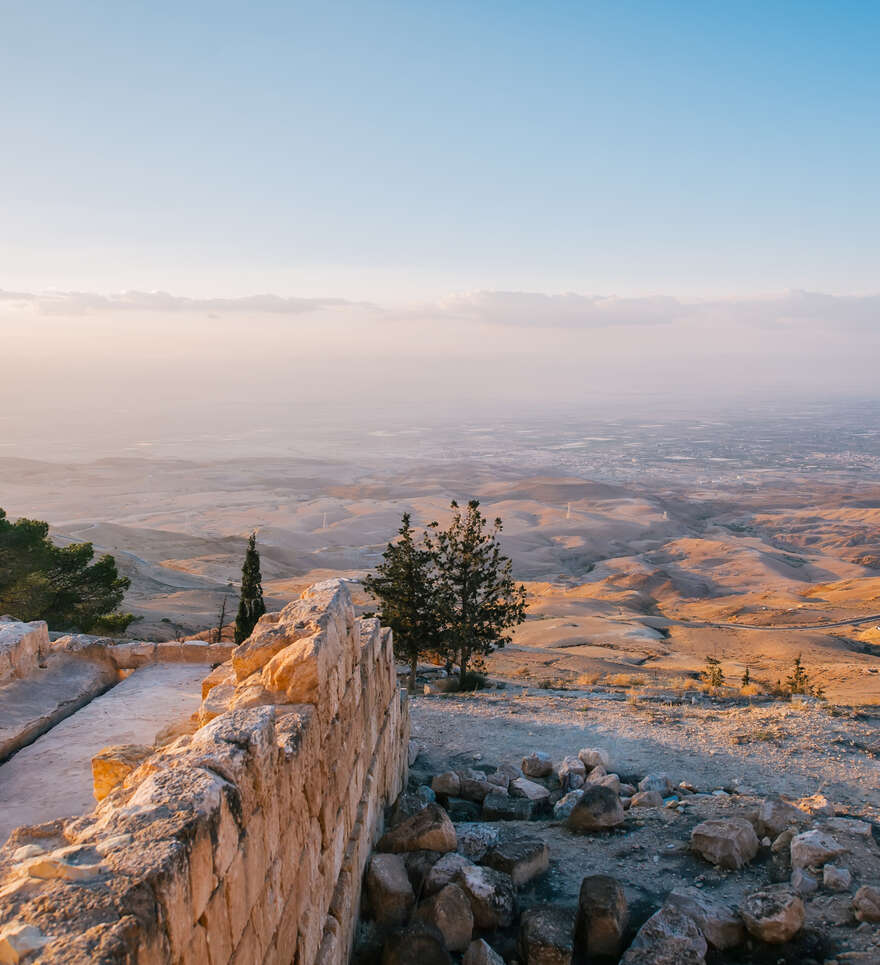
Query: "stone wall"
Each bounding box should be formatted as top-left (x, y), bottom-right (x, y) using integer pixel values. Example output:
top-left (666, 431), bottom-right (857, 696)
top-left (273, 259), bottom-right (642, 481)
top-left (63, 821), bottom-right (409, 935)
top-left (0, 619), bottom-right (50, 683)
top-left (0, 580), bottom-right (409, 965)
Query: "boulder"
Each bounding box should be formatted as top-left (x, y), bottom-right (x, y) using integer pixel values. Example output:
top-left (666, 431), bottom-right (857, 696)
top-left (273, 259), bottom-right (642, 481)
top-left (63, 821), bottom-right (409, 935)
top-left (585, 764), bottom-right (607, 783)
top-left (756, 796), bottom-right (810, 838)
top-left (597, 773), bottom-right (621, 794)
top-left (522, 751), bottom-right (553, 778)
top-left (739, 888), bottom-right (804, 943)
top-left (823, 864), bottom-right (852, 892)
top-left (556, 756), bottom-right (587, 791)
top-left (381, 921), bottom-right (452, 965)
top-left (566, 785), bottom-right (624, 832)
top-left (620, 906), bottom-right (707, 965)
top-left (389, 788), bottom-right (436, 828)
top-left (664, 887), bottom-right (744, 950)
top-left (484, 839), bottom-right (550, 887)
top-left (553, 789), bottom-right (584, 820)
top-left (424, 853), bottom-right (475, 895)
top-left (455, 824), bottom-right (500, 861)
top-left (403, 851), bottom-right (443, 894)
top-left (690, 818), bottom-right (759, 870)
top-left (638, 773), bottom-right (672, 795)
top-left (446, 798), bottom-right (482, 823)
top-left (455, 864), bottom-right (517, 929)
top-left (463, 939), bottom-right (505, 965)
top-left (458, 768), bottom-right (494, 802)
top-left (367, 854), bottom-right (416, 927)
top-left (377, 804), bottom-right (456, 854)
top-left (853, 885), bottom-right (880, 922)
top-left (790, 829), bottom-right (843, 870)
top-left (482, 792), bottom-right (533, 821)
top-left (432, 771), bottom-right (462, 797)
top-left (91, 744), bottom-right (152, 801)
top-left (630, 790), bottom-right (664, 808)
top-left (574, 874), bottom-right (629, 958)
top-left (511, 777), bottom-right (551, 802)
top-left (791, 868), bottom-right (819, 895)
top-left (519, 905), bottom-right (575, 965)
top-left (415, 883), bottom-right (474, 952)
top-left (771, 828), bottom-right (797, 856)
top-left (578, 747), bottom-right (611, 770)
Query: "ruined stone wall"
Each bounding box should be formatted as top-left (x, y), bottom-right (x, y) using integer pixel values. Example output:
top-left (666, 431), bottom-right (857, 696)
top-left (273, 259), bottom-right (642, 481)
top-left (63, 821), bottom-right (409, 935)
top-left (0, 618), bottom-right (50, 683)
top-left (0, 580), bottom-right (409, 965)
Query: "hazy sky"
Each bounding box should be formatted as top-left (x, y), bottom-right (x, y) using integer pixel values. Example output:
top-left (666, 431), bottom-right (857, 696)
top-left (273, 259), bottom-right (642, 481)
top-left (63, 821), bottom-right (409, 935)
top-left (2, 2), bottom-right (879, 449)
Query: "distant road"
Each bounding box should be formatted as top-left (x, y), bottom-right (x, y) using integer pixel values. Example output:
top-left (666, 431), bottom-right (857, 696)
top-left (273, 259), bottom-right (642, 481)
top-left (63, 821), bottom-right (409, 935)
top-left (668, 613), bottom-right (880, 632)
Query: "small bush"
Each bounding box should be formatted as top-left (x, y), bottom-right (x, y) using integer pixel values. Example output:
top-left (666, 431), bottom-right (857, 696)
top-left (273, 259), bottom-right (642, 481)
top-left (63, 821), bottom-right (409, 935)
top-left (603, 672), bottom-right (647, 688)
top-left (575, 671), bottom-right (601, 687)
top-left (458, 671), bottom-right (488, 692)
top-left (740, 682), bottom-right (762, 697)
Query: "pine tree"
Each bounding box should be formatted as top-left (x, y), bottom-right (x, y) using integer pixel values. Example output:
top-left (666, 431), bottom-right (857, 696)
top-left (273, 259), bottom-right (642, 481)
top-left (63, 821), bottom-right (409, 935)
top-left (702, 655), bottom-right (724, 689)
top-left (425, 500), bottom-right (527, 688)
top-left (741, 666), bottom-right (751, 687)
top-left (363, 513), bottom-right (440, 691)
top-left (786, 653), bottom-right (809, 695)
top-left (234, 532), bottom-right (266, 645)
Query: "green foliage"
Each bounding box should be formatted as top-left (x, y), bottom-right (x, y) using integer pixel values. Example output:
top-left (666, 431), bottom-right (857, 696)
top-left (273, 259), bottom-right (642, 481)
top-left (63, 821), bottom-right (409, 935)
top-left (785, 653), bottom-right (825, 698)
top-left (741, 666), bottom-right (751, 687)
top-left (234, 532), bottom-right (266, 645)
top-left (363, 513), bottom-right (441, 691)
top-left (702, 655), bottom-right (724, 689)
top-left (0, 507), bottom-right (132, 633)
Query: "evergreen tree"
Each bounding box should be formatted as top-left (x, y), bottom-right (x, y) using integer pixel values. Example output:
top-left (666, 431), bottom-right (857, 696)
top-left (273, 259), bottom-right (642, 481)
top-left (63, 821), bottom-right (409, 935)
top-left (234, 532), bottom-right (266, 644)
top-left (786, 653), bottom-right (809, 694)
top-left (425, 500), bottom-right (527, 687)
top-left (702, 655), bottom-right (724, 689)
top-left (741, 666), bottom-right (751, 687)
top-left (363, 513), bottom-right (440, 691)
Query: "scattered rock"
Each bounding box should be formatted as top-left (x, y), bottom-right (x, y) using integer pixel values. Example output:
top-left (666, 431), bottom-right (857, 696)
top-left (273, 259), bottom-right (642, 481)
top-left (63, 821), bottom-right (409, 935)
top-left (415, 883), bottom-right (474, 952)
top-left (0, 922), bottom-right (52, 963)
top-left (852, 885), bottom-right (880, 922)
top-left (638, 773), bottom-right (672, 795)
top-left (390, 788), bottom-right (436, 827)
top-left (630, 790), bottom-right (664, 808)
top-left (825, 817), bottom-right (872, 838)
top-left (367, 853), bottom-right (416, 927)
top-left (790, 829), bottom-right (843, 870)
top-left (381, 921), bottom-right (452, 965)
top-left (463, 939), bottom-right (505, 965)
top-left (404, 851), bottom-right (443, 894)
top-left (690, 817), bottom-right (759, 869)
top-left (664, 887), bottom-right (744, 950)
top-left (519, 904), bottom-right (575, 965)
top-left (553, 790), bottom-right (584, 820)
top-left (446, 798), bottom-right (482, 822)
top-left (511, 776), bottom-right (551, 802)
top-left (597, 773), bottom-right (621, 794)
top-left (455, 824), bottom-right (500, 862)
top-left (798, 793), bottom-right (835, 817)
top-left (522, 752), bottom-right (554, 778)
top-left (823, 864), bottom-right (852, 892)
top-left (432, 771), bottom-right (461, 797)
top-left (574, 874), bottom-right (629, 958)
top-left (566, 785), bottom-right (624, 832)
top-left (483, 792), bottom-right (533, 821)
top-left (485, 839), bottom-right (550, 887)
top-left (455, 865), bottom-right (517, 929)
top-left (424, 853), bottom-right (475, 895)
top-left (377, 804), bottom-right (457, 854)
top-left (556, 755), bottom-right (587, 791)
top-left (458, 769), bottom-right (493, 802)
top-left (578, 747), bottom-right (611, 770)
top-left (756, 796), bottom-right (810, 838)
top-left (739, 888), bottom-right (804, 943)
top-left (620, 905), bottom-right (707, 964)
top-left (772, 828), bottom-right (797, 856)
top-left (791, 867), bottom-right (819, 895)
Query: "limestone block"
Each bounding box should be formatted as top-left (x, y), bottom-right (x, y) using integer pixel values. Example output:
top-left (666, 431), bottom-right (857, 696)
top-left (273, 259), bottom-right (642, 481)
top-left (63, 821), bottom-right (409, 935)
top-left (620, 906), bottom-right (707, 965)
top-left (91, 744), bottom-right (153, 801)
top-left (575, 874), bottom-right (629, 958)
top-left (0, 619), bottom-right (49, 681)
top-left (691, 818), bottom-right (759, 869)
top-left (739, 888), bottom-right (804, 943)
top-left (519, 904), bottom-right (575, 965)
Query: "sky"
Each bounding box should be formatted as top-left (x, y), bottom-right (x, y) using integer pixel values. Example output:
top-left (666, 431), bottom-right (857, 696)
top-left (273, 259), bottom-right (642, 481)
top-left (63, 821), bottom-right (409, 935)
top-left (1, 1), bottom-right (879, 447)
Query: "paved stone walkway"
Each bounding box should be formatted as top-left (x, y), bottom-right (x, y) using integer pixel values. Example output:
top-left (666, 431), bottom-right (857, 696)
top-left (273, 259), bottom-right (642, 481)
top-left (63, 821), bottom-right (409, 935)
top-left (0, 663), bottom-right (205, 844)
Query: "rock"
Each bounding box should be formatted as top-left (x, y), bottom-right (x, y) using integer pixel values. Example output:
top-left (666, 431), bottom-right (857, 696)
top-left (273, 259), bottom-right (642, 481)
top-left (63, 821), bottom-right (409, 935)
top-left (597, 773), bottom-right (621, 794)
top-left (619, 783), bottom-right (636, 797)
top-left (431, 771), bottom-right (461, 797)
top-left (377, 804), bottom-right (457, 854)
top-left (482, 792), bottom-right (533, 821)
top-left (638, 773), bottom-right (672, 795)
top-left (853, 885), bottom-right (880, 922)
top-left (390, 788), bottom-right (436, 827)
top-left (511, 777), bottom-right (551, 802)
top-left (403, 851), bottom-right (443, 893)
top-left (381, 921), bottom-right (452, 965)
top-left (578, 747), bottom-right (611, 770)
top-left (455, 823), bottom-right (500, 861)
top-left (790, 829), bottom-right (843, 869)
top-left (458, 768), bottom-right (494, 802)
top-left (690, 817), bottom-right (759, 869)
top-left (797, 793), bottom-right (835, 816)
top-left (630, 790), bottom-right (664, 808)
top-left (739, 888), bottom-right (804, 943)
top-left (486, 768), bottom-right (513, 791)
top-left (463, 939), bottom-right (505, 965)
top-left (553, 789), bottom-right (584, 820)
top-left (90, 744), bottom-right (152, 801)
top-left (519, 905), bottom-right (575, 965)
top-left (823, 864), bottom-right (852, 892)
top-left (485, 839), bottom-right (550, 887)
top-left (367, 853), bottom-right (416, 926)
top-left (415, 883), bottom-right (474, 952)
top-left (791, 867), bottom-right (819, 895)
top-left (566, 785), bottom-right (624, 832)
top-left (585, 764), bottom-right (607, 783)
top-left (756, 796), bottom-right (810, 838)
top-left (664, 887), bottom-right (744, 950)
top-left (455, 865), bottom-right (517, 929)
top-left (0, 922), bottom-right (52, 963)
top-left (424, 852), bottom-right (475, 895)
top-left (522, 751), bottom-right (553, 778)
top-left (574, 874), bottom-right (629, 958)
top-left (620, 906), bottom-right (707, 964)
top-left (446, 798), bottom-right (482, 822)
top-left (825, 817), bottom-right (872, 838)
top-left (772, 827), bottom-right (797, 855)
top-left (556, 756), bottom-right (587, 791)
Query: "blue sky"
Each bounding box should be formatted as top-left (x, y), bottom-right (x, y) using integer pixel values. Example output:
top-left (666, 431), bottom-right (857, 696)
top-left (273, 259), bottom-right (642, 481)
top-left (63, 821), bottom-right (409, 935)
top-left (2, 0), bottom-right (878, 299)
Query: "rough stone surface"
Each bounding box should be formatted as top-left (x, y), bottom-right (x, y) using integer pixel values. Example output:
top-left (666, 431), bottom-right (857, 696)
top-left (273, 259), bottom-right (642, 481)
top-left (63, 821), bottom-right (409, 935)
top-left (630, 790), bottom-right (664, 808)
top-left (414, 883), bottom-right (473, 952)
top-left (552, 789), bottom-right (584, 820)
top-left (566, 785), bottom-right (624, 832)
top-left (431, 771), bottom-right (461, 797)
top-left (823, 864), bottom-right (852, 892)
top-left (510, 776), bottom-right (551, 802)
top-left (424, 853), bottom-right (474, 895)
top-left (455, 864), bottom-right (516, 929)
top-left (739, 888), bottom-right (805, 943)
top-left (556, 755), bottom-right (586, 791)
top-left (522, 751), bottom-right (553, 778)
top-left (664, 887), bottom-right (745, 950)
top-left (367, 854), bottom-right (415, 927)
top-left (577, 747), bottom-right (610, 770)
top-left (463, 939), bottom-right (505, 965)
top-left (790, 829), bottom-right (843, 869)
top-left (638, 773), bottom-right (672, 795)
top-left (620, 906), bottom-right (708, 965)
top-left (381, 921), bottom-right (452, 965)
top-left (691, 817), bottom-right (759, 869)
top-left (519, 904), bottom-right (575, 965)
top-left (377, 804), bottom-right (456, 854)
top-left (756, 796), bottom-right (810, 838)
top-left (482, 792), bottom-right (533, 821)
top-left (853, 885), bottom-right (880, 922)
top-left (0, 620), bottom-right (50, 682)
top-left (455, 823), bottom-right (500, 862)
top-left (484, 839), bottom-right (550, 887)
top-left (90, 744), bottom-right (152, 801)
top-left (574, 874), bottom-right (629, 958)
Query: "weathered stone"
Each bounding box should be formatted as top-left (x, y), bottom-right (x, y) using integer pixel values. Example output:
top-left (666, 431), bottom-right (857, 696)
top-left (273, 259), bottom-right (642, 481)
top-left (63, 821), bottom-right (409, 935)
top-left (424, 852), bottom-right (475, 895)
top-left (522, 751), bottom-right (553, 778)
top-left (638, 773), bottom-right (672, 795)
top-left (791, 867), bottom-right (819, 895)
top-left (414, 883), bottom-right (473, 952)
top-left (378, 804), bottom-right (457, 854)
top-left (463, 939), bottom-right (505, 965)
top-left (389, 788), bottom-right (435, 828)
top-left (519, 904), bottom-right (575, 965)
top-left (825, 817), bottom-right (872, 838)
top-left (556, 755), bottom-right (586, 791)
top-left (485, 839), bottom-right (550, 887)
top-left (403, 851), bottom-right (443, 894)
top-left (482, 791), bottom-right (533, 821)
top-left (367, 853), bottom-right (416, 927)
top-left (664, 887), bottom-right (744, 950)
top-left (578, 747), bottom-right (610, 770)
top-left (585, 764), bottom-right (607, 783)
top-left (690, 817), bottom-right (759, 869)
top-left (511, 776), bottom-right (551, 802)
top-left (455, 823), bottom-right (500, 862)
top-left (790, 829), bottom-right (843, 869)
top-left (630, 790), bottom-right (664, 808)
top-left (574, 874), bottom-right (629, 958)
top-left (455, 864), bottom-right (516, 929)
top-left (852, 885), bottom-right (880, 922)
top-left (620, 906), bottom-right (707, 964)
top-left (553, 789), bottom-right (584, 820)
top-left (756, 796), bottom-right (810, 838)
top-left (797, 793), bottom-right (835, 816)
top-left (823, 864), bottom-right (852, 892)
top-left (0, 922), bottom-right (52, 963)
top-left (431, 771), bottom-right (461, 797)
top-left (739, 888), bottom-right (804, 943)
top-left (566, 785), bottom-right (624, 832)
top-left (597, 773), bottom-right (621, 794)
top-left (772, 828), bottom-right (797, 856)
top-left (91, 744), bottom-right (153, 801)
top-left (0, 619), bottom-right (49, 682)
top-left (446, 797), bottom-right (482, 822)
top-left (381, 921), bottom-right (452, 965)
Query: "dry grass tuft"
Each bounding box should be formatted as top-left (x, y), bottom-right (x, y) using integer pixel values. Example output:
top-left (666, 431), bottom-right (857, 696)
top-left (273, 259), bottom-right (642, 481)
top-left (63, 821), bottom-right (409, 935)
top-left (740, 683), bottom-right (763, 696)
top-left (604, 672), bottom-right (647, 688)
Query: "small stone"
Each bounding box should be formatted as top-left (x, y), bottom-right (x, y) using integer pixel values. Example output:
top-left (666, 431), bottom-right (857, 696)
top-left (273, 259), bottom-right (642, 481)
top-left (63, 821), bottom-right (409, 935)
top-left (739, 888), bottom-right (804, 943)
top-left (455, 865), bottom-right (516, 929)
top-left (377, 804), bottom-right (457, 854)
top-left (414, 883), bottom-right (473, 952)
top-left (455, 823), bottom-right (500, 861)
top-left (511, 776), bottom-right (551, 802)
top-left (485, 839), bottom-right (550, 887)
top-left (772, 828), bottom-right (796, 855)
top-left (556, 755), bottom-right (587, 791)
top-left (756, 796), bottom-right (810, 838)
top-left (690, 817), bottom-right (759, 870)
top-left (0, 923), bottom-right (52, 964)
top-left (578, 747), bottom-right (611, 770)
top-left (630, 790), bottom-right (664, 808)
top-left (638, 773), bottom-right (672, 795)
top-left (823, 865), bottom-right (852, 892)
top-left (424, 853), bottom-right (474, 895)
top-left (390, 788), bottom-right (436, 827)
top-left (620, 906), bottom-right (707, 964)
top-left (566, 785), bottom-right (624, 832)
top-left (853, 885), bottom-right (880, 922)
top-left (519, 905), bottom-right (575, 965)
top-left (790, 830), bottom-right (843, 870)
top-left (482, 791), bottom-right (533, 821)
top-left (522, 751), bottom-right (554, 778)
top-left (553, 789), bottom-right (584, 820)
top-left (431, 771), bottom-right (462, 797)
top-left (791, 867), bottom-right (818, 895)
top-left (664, 887), bottom-right (744, 950)
top-left (463, 939), bottom-right (505, 965)
top-left (381, 921), bottom-right (452, 965)
top-left (575, 874), bottom-right (629, 958)
top-left (367, 853), bottom-right (416, 927)
top-left (446, 797), bottom-right (482, 822)
top-left (458, 769), bottom-right (493, 802)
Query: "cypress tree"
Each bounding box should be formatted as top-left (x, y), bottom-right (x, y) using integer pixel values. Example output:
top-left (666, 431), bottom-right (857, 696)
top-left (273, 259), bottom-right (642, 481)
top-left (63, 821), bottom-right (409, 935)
top-left (234, 532), bottom-right (266, 644)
